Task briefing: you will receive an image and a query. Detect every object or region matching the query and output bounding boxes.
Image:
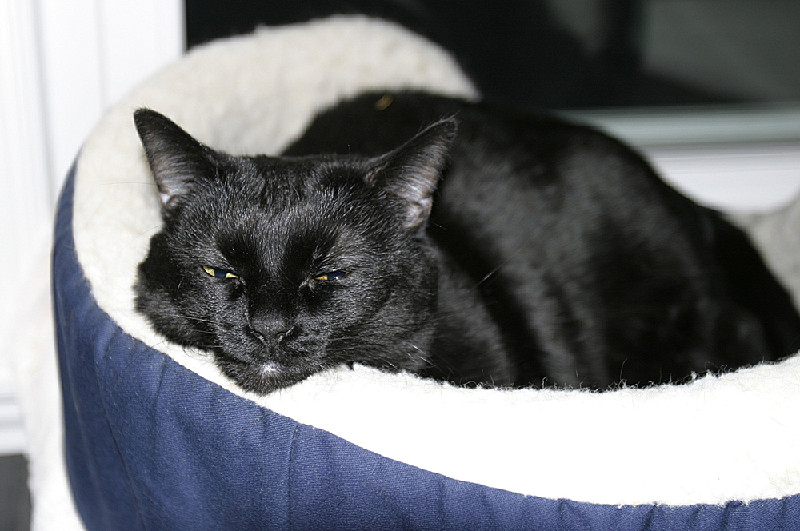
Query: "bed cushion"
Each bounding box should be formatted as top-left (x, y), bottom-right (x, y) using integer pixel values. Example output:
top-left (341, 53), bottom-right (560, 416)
top-left (53, 16), bottom-right (800, 529)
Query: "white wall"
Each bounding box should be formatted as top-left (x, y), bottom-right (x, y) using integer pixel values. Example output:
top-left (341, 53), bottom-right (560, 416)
top-left (0, 0), bottom-right (184, 455)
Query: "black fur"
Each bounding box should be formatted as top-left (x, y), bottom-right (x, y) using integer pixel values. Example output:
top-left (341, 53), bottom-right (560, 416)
top-left (133, 92), bottom-right (800, 393)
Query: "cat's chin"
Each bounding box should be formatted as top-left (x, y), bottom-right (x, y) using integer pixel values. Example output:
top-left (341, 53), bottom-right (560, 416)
top-left (218, 357), bottom-right (319, 394)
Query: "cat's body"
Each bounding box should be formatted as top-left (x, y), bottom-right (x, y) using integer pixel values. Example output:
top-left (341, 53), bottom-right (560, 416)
top-left (134, 92), bottom-right (800, 393)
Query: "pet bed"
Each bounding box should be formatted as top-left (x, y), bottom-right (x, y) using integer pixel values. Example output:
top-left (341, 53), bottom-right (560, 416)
top-left (52, 16), bottom-right (800, 529)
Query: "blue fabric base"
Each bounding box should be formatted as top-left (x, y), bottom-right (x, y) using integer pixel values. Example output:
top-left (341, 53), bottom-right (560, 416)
top-left (54, 165), bottom-right (800, 530)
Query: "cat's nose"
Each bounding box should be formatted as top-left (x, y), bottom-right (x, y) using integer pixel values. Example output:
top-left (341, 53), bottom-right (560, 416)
top-left (249, 316), bottom-right (296, 344)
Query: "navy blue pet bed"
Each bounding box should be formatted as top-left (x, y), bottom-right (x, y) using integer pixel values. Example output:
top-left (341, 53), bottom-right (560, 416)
top-left (52, 17), bottom-right (800, 530)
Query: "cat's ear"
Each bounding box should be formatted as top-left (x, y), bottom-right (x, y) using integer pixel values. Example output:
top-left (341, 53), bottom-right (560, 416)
top-left (368, 118), bottom-right (457, 230)
top-left (133, 109), bottom-right (216, 208)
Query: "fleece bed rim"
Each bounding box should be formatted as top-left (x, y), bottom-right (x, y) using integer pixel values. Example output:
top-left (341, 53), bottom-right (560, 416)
top-left (65, 15), bottom-right (800, 508)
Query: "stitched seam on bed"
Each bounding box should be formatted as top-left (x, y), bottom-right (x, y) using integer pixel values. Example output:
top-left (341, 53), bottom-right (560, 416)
top-left (286, 423), bottom-right (302, 529)
top-left (94, 318), bottom-right (148, 529)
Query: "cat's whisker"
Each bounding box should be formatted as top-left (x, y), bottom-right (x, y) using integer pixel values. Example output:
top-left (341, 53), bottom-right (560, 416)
top-left (182, 316), bottom-right (217, 325)
top-left (469, 251), bottom-right (525, 291)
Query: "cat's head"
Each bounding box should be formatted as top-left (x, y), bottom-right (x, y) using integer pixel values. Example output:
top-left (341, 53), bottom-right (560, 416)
top-left (133, 109), bottom-right (455, 393)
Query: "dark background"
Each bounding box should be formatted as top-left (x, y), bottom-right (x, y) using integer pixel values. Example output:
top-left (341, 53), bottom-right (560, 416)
top-left (184, 0), bottom-right (746, 111)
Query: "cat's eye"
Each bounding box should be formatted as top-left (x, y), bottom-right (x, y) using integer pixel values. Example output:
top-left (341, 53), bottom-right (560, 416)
top-left (203, 265), bottom-right (238, 279)
top-left (314, 270), bottom-right (349, 282)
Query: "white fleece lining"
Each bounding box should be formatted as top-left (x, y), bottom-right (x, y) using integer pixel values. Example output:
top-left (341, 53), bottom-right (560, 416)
top-left (71, 16), bottom-right (800, 507)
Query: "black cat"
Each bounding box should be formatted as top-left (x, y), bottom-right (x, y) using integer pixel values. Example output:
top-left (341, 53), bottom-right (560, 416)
top-left (133, 91), bottom-right (800, 393)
